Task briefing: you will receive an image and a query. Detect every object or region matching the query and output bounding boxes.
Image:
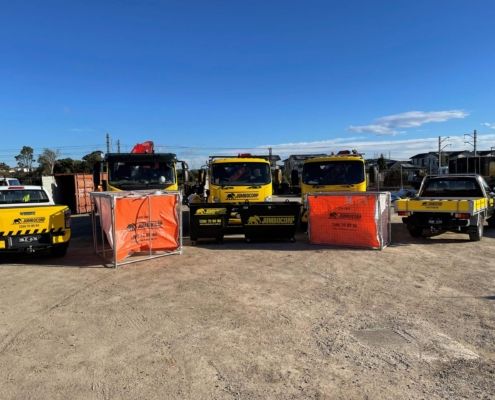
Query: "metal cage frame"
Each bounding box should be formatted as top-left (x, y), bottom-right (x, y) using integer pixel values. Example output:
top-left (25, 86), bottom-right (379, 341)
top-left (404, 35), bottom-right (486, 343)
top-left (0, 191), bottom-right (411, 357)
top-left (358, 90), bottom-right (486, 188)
top-left (90, 190), bottom-right (182, 268)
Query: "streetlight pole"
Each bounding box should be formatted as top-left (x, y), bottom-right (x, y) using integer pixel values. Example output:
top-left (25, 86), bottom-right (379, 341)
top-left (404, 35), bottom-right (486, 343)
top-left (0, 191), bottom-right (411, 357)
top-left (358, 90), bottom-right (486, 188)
top-left (438, 136), bottom-right (450, 174)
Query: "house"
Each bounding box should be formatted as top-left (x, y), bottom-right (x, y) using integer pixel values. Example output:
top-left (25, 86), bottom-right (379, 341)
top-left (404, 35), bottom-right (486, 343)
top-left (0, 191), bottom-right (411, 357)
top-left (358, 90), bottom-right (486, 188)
top-left (283, 154), bottom-right (326, 187)
top-left (410, 152), bottom-right (440, 173)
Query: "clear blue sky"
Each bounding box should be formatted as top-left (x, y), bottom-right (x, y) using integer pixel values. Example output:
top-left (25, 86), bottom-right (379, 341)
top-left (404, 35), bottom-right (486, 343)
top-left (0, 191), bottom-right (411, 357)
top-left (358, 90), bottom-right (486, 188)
top-left (1, 0), bottom-right (494, 166)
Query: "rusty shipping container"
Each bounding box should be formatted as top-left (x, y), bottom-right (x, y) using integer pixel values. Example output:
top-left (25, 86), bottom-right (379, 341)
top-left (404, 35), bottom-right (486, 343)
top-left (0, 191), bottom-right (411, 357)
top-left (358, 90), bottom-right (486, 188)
top-left (53, 173), bottom-right (95, 214)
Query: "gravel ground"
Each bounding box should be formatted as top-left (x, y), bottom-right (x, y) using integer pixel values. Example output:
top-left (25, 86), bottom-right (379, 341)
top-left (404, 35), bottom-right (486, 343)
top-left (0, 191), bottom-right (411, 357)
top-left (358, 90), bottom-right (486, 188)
top-left (0, 212), bottom-right (494, 400)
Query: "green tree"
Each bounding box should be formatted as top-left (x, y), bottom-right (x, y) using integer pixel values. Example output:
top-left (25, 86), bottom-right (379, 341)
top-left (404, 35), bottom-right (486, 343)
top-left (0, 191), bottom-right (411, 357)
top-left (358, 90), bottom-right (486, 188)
top-left (377, 154), bottom-right (387, 172)
top-left (54, 158), bottom-right (76, 173)
top-left (82, 151), bottom-right (103, 172)
top-left (15, 146), bottom-right (34, 171)
top-left (0, 162), bottom-right (10, 172)
top-left (38, 148), bottom-right (60, 175)
top-left (73, 160), bottom-right (89, 173)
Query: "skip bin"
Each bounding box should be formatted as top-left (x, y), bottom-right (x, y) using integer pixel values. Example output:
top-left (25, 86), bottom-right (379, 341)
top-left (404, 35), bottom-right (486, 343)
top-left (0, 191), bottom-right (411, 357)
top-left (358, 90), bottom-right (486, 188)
top-left (189, 204), bottom-right (229, 243)
top-left (239, 202), bottom-right (301, 242)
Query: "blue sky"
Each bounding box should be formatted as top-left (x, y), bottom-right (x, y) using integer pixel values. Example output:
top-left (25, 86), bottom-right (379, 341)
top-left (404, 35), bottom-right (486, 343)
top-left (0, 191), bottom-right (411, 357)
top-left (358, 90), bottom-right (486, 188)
top-left (1, 0), bottom-right (495, 167)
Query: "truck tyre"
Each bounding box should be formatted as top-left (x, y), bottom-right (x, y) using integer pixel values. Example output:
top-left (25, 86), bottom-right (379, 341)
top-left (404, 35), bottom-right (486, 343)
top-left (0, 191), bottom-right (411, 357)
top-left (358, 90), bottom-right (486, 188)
top-left (468, 219), bottom-right (484, 242)
top-left (407, 225), bottom-right (423, 238)
top-left (50, 243), bottom-right (69, 257)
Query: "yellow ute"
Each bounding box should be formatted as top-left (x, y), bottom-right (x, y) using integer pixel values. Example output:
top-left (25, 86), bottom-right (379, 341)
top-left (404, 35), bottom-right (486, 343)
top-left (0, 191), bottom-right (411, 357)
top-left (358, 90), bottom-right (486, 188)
top-left (0, 186), bottom-right (71, 256)
top-left (396, 174), bottom-right (495, 241)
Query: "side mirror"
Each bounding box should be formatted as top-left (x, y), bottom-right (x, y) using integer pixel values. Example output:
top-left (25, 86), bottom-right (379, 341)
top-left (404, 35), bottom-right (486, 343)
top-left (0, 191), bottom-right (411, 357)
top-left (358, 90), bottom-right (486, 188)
top-left (180, 161), bottom-right (190, 182)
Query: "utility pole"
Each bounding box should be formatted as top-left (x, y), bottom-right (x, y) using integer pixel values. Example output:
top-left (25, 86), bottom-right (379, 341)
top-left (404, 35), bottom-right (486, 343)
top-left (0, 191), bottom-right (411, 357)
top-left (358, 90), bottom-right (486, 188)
top-left (268, 147), bottom-right (273, 167)
top-left (464, 129), bottom-right (477, 173)
top-left (117, 140), bottom-right (121, 153)
top-left (106, 133), bottom-right (111, 153)
top-left (438, 136), bottom-right (450, 174)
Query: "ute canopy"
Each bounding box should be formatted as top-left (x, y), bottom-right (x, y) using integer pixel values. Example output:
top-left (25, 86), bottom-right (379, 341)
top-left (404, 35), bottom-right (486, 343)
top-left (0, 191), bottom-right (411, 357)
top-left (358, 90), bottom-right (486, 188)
top-left (302, 160), bottom-right (365, 185)
top-left (211, 162), bottom-right (271, 186)
top-left (422, 176), bottom-right (485, 198)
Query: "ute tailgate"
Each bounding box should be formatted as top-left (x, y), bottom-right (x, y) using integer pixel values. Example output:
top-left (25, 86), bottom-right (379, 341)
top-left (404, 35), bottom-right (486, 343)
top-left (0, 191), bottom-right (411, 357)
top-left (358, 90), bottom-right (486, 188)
top-left (396, 198), bottom-right (487, 214)
top-left (0, 205), bottom-right (69, 235)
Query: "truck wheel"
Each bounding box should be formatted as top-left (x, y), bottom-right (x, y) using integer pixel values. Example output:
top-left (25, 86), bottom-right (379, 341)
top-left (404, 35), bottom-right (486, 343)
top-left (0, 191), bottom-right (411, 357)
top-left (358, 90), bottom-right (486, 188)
top-left (407, 225), bottom-right (423, 238)
top-left (468, 220), bottom-right (484, 242)
top-left (50, 243), bottom-right (69, 257)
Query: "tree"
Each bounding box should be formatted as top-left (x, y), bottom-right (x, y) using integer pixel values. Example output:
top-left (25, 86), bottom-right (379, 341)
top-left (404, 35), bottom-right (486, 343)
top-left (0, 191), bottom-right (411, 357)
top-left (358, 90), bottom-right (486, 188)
top-left (82, 151), bottom-right (103, 172)
top-left (54, 158), bottom-right (76, 173)
top-left (15, 146), bottom-right (34, 171)
top-left (38, 148), bottom-right (60, 175)
top-left (377, 154), bottom-right (387, 172)
top-left (0, 162), bottom-right (10, 172)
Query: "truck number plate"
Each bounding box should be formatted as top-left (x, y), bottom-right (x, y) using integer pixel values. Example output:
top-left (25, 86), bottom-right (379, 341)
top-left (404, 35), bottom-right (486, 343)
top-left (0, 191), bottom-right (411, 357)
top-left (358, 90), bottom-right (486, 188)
top-left (428, 218), bottom-right (442, 225)
top-left (18, 235), bottom-right (40, 243)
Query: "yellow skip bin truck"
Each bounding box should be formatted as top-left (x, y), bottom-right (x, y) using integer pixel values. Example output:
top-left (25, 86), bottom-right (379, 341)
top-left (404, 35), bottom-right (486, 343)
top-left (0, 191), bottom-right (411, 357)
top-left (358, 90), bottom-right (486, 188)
top-left (189, 154), bottom-right (301, 243)
top-left (207, 155), bottom-right (273, 203)
top-left (0, 185), bottom-right (71, 256)
top-left (300, 150), bottom-right (367, 221)
top-left (96, 141), bottom-right (188, 193)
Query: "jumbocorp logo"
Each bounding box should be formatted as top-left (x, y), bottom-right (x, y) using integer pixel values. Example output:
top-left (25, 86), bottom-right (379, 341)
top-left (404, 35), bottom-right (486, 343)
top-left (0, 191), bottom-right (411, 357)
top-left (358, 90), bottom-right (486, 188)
top-left (126, 220), bottom-right (163, 231)
top-left (328, 212), bottom-right (361, 220)
top-left (421, 201), bottom-right (442, 207)
top-left (12, 217), bottom-right (45, 224)
top-left (246, 215), bottom-right (295, 225)
top-left (226, 192), bottom-right (259, 200)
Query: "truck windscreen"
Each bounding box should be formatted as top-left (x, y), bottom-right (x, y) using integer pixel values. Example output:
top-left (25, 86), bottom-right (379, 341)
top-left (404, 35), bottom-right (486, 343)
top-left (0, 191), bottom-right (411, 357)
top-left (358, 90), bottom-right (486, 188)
top-left (109, 161), bottom-right (175, 189)
top-left (303, 161), bottom-right (365, 185)
top-left (422, 178), bottom-right (483, 197)
top-left (212, 163), bottom-right (271, 186)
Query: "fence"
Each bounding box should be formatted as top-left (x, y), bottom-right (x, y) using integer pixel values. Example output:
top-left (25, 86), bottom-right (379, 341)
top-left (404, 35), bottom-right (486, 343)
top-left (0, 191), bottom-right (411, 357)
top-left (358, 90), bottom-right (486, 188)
top-left (91, 190), bottom-right (182, 267)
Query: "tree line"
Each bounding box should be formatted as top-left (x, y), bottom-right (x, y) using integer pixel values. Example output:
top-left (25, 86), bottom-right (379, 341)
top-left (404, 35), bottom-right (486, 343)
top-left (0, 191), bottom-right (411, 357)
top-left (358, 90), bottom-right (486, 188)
top-left (0, 146), bottom-right (103, 183)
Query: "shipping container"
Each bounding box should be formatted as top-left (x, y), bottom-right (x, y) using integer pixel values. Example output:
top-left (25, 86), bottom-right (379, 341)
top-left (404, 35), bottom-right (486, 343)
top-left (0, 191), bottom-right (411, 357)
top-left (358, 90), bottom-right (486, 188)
top-left (52, 173), bottom-right (95, 214)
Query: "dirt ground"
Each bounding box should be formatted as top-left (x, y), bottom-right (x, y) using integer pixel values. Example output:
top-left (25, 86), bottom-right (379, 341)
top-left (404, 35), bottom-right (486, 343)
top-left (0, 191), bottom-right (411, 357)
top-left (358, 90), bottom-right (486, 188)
top-left (1, 209), bottom-right (494, 400)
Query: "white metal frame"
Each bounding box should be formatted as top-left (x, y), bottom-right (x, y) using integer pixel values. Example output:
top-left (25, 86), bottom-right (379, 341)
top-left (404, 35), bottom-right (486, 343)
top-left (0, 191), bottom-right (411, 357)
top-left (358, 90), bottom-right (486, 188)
top-left (91, 190), bottom-right (182, 268)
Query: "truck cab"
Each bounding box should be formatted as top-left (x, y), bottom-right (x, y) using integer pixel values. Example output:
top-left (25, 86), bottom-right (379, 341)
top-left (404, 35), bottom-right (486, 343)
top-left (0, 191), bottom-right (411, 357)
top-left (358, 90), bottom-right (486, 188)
top-left (95, 141), bottom-right (190, 192)
top-left (300, 151), bottom-right (366, 221)
top-left (207, 156), bottom-right (272, 203)
top-left (102, 152), bottom-right (180, 191)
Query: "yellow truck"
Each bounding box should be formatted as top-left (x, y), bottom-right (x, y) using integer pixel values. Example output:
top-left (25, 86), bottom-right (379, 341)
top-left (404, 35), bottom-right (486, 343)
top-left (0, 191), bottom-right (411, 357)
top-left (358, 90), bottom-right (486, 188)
top-left (96, 141), bottom-right (188, 193)
top-left (206, 155), bottom-right (272, 203)
top-left (300, 150), bottom-right (367, 221)
top-left (0, 185), bottom-right (71, 256)
top-left (396, 174), bottom-right (495, 241)
top-left (189, 154), bottom-right (301, 243)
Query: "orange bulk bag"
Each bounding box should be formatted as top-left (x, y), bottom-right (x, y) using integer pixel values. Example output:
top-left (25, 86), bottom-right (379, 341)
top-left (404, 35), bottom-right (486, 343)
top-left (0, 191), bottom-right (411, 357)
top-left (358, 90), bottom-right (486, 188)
top-left (113, 194), bottom-right (179, 262)
top-left (308, 194), bottom-right (380, 248)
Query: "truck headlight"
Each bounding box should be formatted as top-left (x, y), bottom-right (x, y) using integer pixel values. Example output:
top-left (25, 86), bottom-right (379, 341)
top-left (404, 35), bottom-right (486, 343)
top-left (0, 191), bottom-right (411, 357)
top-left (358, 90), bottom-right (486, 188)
top-left (264, 196), bottom-right (272, 202)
